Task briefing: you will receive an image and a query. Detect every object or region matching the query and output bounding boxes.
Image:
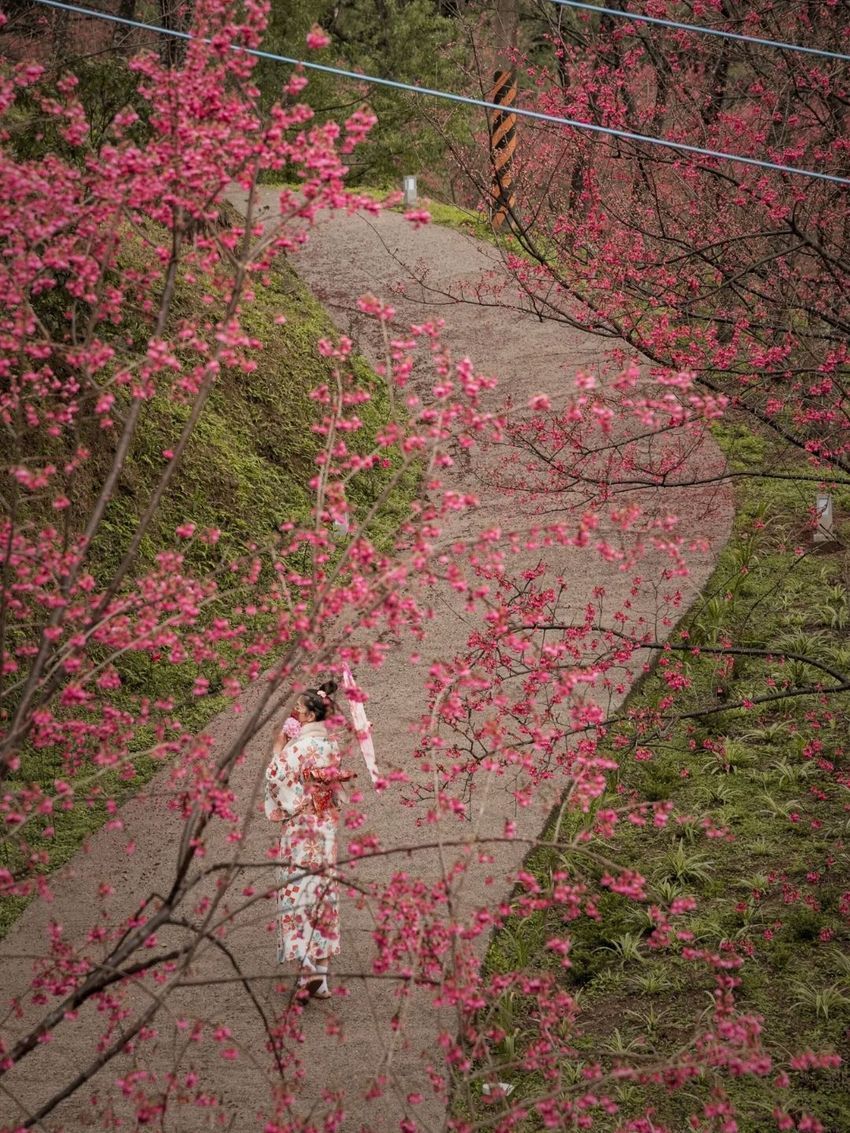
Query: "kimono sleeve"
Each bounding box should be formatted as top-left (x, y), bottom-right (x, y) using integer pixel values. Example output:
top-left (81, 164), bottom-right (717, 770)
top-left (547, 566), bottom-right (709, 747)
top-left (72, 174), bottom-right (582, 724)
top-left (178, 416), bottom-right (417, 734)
top-left (264, 736), bottom-right (306, 821)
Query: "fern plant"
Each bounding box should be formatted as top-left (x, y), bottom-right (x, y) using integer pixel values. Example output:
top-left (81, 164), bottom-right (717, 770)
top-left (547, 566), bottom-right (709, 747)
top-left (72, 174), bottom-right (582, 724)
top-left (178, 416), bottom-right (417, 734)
top-left (597, 931), bottom-right (646, 966)
top-left (695, 779), bottom-right (736, 807)
top-left (602, 1027), bottom-right (645, 1055)
top-left (758, 792), bottom-right (803, 820)
top-left (661, 841), bottom-right (714, 886)
top-left (653, 878), bottom-right (686, 903)
top-left (739, 719), bottom-right (793, 745)
top-left (770, 757), bottom-right (815, 789)
top-left (791, 981), bottom-right (850, 1021)
top-left (624, 1002), bottom-right (670, 1039)
top-left (630, 967), bottom-right (676, 996)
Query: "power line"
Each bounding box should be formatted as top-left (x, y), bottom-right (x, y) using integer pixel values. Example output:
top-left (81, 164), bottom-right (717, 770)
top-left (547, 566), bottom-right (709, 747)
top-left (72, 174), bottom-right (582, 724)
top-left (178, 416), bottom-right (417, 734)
top-left (25, 0), bottom-right (850, 187)
top-left (551, 0), bottom-right (850, 64)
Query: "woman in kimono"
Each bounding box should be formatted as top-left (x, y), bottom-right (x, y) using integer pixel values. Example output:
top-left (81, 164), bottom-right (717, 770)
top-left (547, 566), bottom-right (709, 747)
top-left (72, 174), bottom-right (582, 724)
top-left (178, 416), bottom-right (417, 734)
top-left (265, 679), bottom-right (351, 999)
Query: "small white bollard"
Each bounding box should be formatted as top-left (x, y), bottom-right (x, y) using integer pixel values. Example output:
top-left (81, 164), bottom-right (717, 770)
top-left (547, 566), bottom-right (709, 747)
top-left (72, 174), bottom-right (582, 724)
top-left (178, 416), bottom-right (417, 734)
top-left (482, 1082), bottom-right (515, 1098)
top-left (814, 493), bottom-right (834, 543)
top-left (402, 175), bottom-right (418, 206)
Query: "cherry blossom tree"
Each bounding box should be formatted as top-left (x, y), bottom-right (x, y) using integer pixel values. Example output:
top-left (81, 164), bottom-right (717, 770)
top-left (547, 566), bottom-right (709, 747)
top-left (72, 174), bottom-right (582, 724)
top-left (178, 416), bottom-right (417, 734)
top-left (424, 5), bottom-right (850, 1126)
top-left (451, 0), bottom-right (850, 473)
top-left (0, 3), bottom-right (846, 1132)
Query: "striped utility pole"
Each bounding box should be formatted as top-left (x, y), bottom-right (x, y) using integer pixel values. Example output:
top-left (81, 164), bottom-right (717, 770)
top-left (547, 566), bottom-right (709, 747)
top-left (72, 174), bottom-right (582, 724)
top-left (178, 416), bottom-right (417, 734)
top-left (486, 0), bottom-right (519, 232)
top-left (487, 68), bottom-right (518, 230)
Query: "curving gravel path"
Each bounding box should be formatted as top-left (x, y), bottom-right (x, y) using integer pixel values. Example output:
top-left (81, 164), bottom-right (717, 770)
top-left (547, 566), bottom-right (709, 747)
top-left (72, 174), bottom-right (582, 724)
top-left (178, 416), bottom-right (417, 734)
top-left (0, 198), bottom-right (733, 1133)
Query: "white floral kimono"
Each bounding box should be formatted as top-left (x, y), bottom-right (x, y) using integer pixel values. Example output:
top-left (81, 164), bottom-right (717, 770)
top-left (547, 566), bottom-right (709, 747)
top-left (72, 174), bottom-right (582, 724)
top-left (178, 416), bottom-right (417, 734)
top-left (265, 721), bottom-right (342, 965)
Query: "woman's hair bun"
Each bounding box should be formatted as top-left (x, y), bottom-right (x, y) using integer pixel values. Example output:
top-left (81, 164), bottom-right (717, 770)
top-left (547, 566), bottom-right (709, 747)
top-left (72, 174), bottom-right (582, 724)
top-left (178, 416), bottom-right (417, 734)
top-left (302, 678), bottom-right (338, 721)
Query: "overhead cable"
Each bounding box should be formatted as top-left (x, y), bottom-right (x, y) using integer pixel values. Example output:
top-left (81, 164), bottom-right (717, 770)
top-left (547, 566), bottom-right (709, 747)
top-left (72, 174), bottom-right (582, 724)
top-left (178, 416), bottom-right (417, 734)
top-left (24, 0), bottom-right (850, 187)
top-left (550, 0), bottom-right (850, 64)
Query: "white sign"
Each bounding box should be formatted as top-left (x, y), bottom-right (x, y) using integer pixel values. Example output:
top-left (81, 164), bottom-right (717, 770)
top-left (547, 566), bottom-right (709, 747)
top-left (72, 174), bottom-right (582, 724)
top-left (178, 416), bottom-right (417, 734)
top-left (815, 493), bottom-right (833, 542)
top-left (403, 175), bottom-right (418, 205)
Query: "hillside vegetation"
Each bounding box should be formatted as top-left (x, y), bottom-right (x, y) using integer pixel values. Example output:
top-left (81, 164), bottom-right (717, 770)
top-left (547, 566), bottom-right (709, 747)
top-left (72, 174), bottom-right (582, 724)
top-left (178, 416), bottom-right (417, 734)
top-left (460, 423), bottom-right (850, 1131)
top-left (0, 222), bottom-right (416, 936)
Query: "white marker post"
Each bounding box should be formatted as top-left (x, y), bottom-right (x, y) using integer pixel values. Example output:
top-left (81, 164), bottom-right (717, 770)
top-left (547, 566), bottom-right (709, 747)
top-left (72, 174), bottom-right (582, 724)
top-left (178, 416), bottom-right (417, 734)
top-left (403, 175), bottom-right (418, 206)
top-left (814, 493), bottom-right (834, 543)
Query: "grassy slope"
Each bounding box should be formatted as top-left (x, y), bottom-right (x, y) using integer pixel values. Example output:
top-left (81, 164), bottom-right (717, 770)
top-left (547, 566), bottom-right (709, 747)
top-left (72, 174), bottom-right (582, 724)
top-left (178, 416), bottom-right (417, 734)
top-left (1, 236), bottom-right (417, 936)
top-left (466, 427), bottom-right (850, 1131)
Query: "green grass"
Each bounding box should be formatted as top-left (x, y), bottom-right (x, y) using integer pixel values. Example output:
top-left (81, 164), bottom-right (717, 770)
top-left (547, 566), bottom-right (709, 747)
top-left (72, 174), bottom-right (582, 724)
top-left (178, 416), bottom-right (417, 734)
top-left (0, 228), bottom-right (419, 938)
top-left (464, 422), bottom-right (850, 1131)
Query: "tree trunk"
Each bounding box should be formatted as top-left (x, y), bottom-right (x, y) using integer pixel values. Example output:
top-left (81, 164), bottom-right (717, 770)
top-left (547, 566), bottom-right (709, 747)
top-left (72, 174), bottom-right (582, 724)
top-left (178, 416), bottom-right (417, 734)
top-left (113, 0), bottom-right (138, 55)
top-left (158, 0), bottom-right (188, 66)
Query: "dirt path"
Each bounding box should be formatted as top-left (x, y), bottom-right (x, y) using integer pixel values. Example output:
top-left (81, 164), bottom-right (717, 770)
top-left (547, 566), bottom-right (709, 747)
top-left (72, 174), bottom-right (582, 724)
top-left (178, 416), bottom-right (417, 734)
top-left (0, 200), bottom-right (733, 1133)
